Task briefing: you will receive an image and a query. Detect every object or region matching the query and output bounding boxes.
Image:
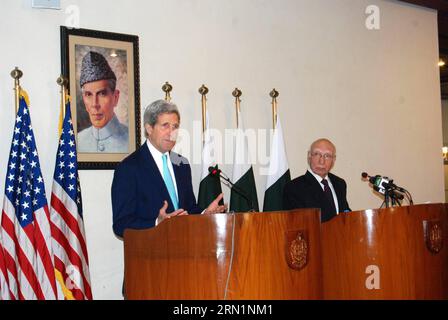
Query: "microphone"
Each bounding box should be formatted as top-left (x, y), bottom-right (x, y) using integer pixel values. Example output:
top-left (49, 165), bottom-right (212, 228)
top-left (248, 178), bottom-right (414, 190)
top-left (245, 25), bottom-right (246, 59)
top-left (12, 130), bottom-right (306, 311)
top-left (372, 185), bottom-right (404, 200)
top-left (208, 165), bottom-right (255, 211)
top-left (361, 172), bottom-right (406, 193)
top-left (362, 172), bottom-right (413, 206)
top-left (208, 166), bottom-right (221, 177)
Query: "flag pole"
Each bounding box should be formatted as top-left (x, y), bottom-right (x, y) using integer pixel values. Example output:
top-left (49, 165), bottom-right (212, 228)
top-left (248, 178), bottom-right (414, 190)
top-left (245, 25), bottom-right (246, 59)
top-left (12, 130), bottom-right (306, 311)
top-left (199, 84), bottom-right (208, 138)
top-left (10, 67), bottom-right (23, 115)
top-left (56, 76), bottom-right (68, 135)
top-left (57, 76), bottom-right (68, 113)
top-left (270, 88), bottom-right (279, 129)
top-left (232, 88), bottom-right (242, 128)
top-left (162, 81), bottom-right (173, 102)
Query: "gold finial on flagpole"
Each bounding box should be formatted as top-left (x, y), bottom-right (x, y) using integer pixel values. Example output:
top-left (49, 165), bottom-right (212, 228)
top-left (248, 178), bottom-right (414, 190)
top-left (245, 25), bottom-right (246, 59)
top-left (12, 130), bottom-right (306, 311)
top-left (198, 84), bottom-right (209, 95)
top-left (11, 67), bottom-right (23, 114)
top-left (56, 75), bottom-right (68, 87)
top-left (270, 88), bottom-right (279, 129)
top-left (199, 84), bottom-right (209, 135)
top-left (232, 88), bottom-right (242, 128)
top-left (162, 82), bottom-right (173, 102)
top-left (57, 76), bottom-right (69, 124)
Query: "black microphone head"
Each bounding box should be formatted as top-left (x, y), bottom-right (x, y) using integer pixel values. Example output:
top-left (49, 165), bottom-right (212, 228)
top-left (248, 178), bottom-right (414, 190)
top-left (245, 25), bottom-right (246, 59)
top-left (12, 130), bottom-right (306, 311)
top-left (208, 165), bottom-right (221, 176)
top-left (369, 176), bottom-right (378, 185)
top-left (361, 172), bottom-right (368, 179)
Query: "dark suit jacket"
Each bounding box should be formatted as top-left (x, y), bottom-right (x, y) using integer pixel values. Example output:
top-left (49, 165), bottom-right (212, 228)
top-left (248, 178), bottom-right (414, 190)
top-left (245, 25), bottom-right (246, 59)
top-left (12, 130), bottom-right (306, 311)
top-left (112, 144), bottom-right (202, 237)
top-left (283, 171), bottom-right (350, 222)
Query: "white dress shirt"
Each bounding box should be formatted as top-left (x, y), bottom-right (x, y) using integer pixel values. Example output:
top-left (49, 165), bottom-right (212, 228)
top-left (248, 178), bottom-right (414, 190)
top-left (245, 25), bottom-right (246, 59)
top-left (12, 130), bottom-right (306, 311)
top-left (146, 139), bottom-right (179, 200)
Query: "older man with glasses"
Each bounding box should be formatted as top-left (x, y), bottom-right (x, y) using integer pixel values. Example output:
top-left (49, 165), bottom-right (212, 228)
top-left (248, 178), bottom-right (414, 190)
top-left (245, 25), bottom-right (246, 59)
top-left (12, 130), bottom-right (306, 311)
top-left (283, 138), bottom-right (350, 222)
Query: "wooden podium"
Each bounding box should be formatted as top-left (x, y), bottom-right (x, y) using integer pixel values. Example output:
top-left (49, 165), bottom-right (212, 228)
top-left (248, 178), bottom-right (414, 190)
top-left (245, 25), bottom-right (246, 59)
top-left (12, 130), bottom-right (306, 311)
top-left (123, 204), bottom-right (448, 299)
top-left (322, 203), bottom-right (448, 299)
top-left (123, 209), bottom-right (323, 299)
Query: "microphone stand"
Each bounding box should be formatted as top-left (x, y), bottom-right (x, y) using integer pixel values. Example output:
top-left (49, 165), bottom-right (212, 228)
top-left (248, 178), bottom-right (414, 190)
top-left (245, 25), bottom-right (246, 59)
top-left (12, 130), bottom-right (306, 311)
top-left (381, 185), bottom-right (403, 208)
top-left (384, 187), bottom-right (390, 208)
top-left (365, 172), bottom-right (412, 208)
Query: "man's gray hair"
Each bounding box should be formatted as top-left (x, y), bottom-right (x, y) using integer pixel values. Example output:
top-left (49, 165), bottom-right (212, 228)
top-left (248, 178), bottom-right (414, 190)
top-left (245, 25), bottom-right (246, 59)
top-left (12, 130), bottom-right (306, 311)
top-left (143, 99), bottom-right (180, 137)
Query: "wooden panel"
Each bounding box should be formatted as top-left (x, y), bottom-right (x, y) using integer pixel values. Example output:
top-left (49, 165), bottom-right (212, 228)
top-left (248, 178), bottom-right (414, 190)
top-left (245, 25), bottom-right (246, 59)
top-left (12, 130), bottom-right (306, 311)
top-left (124, 209), bottom-right (323, 300)
top-left (226, 209), bottom-right (323, 299)
top-left (410, 204), bottom-right (448, 299)
top-left (124, 214), bottom-right (233, 299)
top-left (124, 204), bottom-right (447, 299)
top-left (322, 203), bottom-right (448, 299)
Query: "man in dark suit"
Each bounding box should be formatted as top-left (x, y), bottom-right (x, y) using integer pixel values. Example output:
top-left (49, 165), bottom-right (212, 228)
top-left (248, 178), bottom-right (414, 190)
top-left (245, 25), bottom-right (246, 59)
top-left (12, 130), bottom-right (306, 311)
top-left (283, 138), bottom-right (350, 222)
top-left (112, 99), bottom-right (226, 238)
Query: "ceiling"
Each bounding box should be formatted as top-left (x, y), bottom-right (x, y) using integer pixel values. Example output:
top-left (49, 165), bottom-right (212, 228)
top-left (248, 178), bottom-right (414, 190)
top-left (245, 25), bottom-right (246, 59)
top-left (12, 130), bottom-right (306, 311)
top-left (399, 0), bottom-right (448, 98)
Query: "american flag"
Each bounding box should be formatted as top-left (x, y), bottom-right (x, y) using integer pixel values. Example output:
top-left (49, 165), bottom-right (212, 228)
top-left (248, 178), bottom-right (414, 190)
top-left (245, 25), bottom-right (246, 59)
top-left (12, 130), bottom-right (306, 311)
top-left (0, 243), bottom-right (10, 300)
top-left (0, 95), bottom-right (58, 300)
top-left (50, 102), bottom-right (92, 300)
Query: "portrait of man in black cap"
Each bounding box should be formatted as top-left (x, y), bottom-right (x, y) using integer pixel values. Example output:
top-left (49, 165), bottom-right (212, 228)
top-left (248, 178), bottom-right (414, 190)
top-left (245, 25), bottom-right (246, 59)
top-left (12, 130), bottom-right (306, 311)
top-left (77, 50), bottom-right (129, 153)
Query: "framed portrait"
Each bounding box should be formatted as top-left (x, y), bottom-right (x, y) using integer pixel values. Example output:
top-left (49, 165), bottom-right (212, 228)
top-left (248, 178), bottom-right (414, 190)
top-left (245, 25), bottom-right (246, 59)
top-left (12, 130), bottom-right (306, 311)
top-left (60, 26), bottom-right (141, 170)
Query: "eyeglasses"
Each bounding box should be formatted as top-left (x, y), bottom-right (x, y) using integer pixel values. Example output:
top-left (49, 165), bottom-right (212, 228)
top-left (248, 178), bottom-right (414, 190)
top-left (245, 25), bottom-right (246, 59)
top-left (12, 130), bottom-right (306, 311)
top-left (310, 152), bottom-right (335, 161)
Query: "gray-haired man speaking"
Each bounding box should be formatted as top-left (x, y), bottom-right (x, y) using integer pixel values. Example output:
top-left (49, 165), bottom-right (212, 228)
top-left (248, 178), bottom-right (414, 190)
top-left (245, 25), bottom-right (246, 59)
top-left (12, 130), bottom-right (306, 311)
top-left (77, 51), bottom-right (128, 153)
top-left (112, 99), bottom-right (227, 238)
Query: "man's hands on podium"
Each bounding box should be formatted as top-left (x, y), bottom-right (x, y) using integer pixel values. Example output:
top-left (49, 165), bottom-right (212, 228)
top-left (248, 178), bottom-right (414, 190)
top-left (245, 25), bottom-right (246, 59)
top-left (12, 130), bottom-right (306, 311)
top-left (204, 193), bottom-right (228, 215)
top-left (156, 193), bottom-right (228, 225)
top-left (157, 200), bottom-right (188, 225)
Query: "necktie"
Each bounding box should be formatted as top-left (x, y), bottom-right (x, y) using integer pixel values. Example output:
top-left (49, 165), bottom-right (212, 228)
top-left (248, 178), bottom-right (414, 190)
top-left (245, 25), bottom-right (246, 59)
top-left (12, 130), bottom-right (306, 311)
top-left (321, 178), bottom-right (336, 214)
top-left (162, 154), bottom-right (179, 210)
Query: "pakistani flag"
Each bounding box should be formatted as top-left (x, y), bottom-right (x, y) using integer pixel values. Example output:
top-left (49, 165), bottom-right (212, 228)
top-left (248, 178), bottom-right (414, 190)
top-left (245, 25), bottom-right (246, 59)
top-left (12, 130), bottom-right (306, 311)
top-left (230, 110), bottom-right (259, 212)
top-left (198, 110), bottom-right (223, 210)
top-left (263, 115), bottom-right (290, 211)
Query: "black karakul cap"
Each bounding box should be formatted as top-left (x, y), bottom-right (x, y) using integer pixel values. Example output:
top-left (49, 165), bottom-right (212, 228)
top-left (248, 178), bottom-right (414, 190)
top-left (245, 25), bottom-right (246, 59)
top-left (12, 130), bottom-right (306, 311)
top-left (80, 51), bottom-right (116, 87)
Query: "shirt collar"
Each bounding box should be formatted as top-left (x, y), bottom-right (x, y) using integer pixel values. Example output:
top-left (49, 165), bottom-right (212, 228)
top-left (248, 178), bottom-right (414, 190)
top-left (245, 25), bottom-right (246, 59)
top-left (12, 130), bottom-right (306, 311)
top-left (146, 139), bottom-right (169, 159)
top-left (308, 168), bottom-right (329, 184)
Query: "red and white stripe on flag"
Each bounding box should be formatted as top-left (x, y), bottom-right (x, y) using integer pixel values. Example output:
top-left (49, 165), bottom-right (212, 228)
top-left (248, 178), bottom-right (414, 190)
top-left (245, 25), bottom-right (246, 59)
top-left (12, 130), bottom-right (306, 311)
top-left (0, 244), bottom-right (10, 300)
top-left (50, 102), bottom-right (92, 300)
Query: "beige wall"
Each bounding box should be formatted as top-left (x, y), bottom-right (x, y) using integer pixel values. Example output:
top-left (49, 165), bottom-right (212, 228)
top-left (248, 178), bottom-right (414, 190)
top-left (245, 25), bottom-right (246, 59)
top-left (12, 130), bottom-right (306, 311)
top-left (0, 0), bottom-right (444, 299)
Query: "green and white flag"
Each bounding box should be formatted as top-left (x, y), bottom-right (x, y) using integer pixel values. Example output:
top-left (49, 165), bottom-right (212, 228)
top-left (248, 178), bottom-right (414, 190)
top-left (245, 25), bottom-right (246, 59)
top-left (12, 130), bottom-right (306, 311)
top-left (230, 110), bottom-right (259, 212)
top-left (263, 115), bottom-right (290, 211)
top-left (198, 110), bottom-right (223, 210)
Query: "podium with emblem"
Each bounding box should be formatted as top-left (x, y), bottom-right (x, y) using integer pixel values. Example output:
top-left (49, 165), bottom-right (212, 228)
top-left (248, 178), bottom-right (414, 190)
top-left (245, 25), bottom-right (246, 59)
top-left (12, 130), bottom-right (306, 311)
top-left (123, 204), bottom-right (448, 299)
top-left (123, 209), bottom-right (323, 299)
top-left (322, 203), bottom-right (448, 299)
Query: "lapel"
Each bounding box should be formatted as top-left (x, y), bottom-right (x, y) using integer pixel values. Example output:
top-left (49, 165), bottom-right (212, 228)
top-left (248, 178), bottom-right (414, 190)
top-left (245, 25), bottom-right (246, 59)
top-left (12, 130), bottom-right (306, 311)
top-left (304, 171), bottom-right (326, 203)
top-left (304, 170), bottom-right (335, 213)
top-left (139, 144), bottom-right (175, 211)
